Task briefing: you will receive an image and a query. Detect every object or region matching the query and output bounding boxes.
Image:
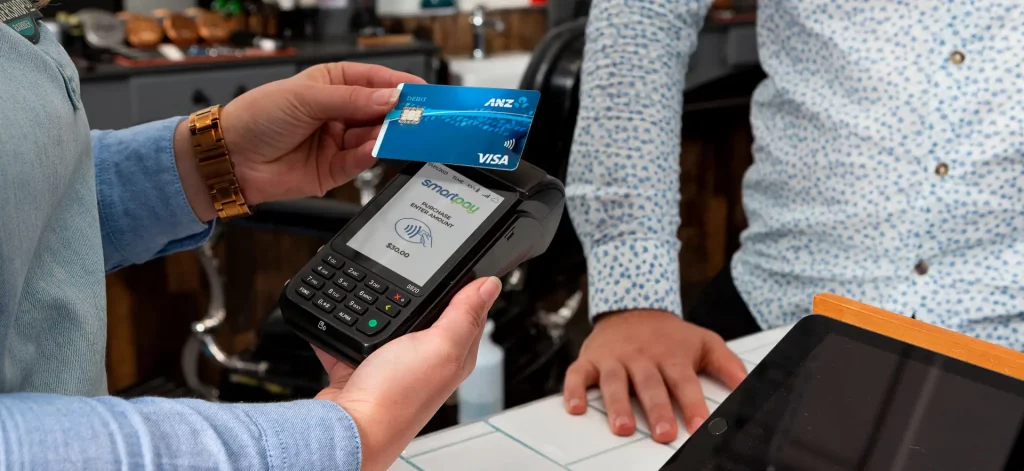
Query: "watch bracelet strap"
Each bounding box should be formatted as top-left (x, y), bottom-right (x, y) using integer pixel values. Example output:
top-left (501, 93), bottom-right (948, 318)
top-left (188, 105), bottom-right (252, 220)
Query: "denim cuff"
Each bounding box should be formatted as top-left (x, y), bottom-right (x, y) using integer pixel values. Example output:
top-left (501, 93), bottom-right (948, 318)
top-left (238, 399), bottom-right (363, 471)
top-left (92, 116), bottom-right (214, 271)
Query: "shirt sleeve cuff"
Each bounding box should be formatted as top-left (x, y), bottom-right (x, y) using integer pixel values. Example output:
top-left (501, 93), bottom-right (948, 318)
top-left (93, 116), bottom-right (214, 271)
top-left (585, 238), bottom-right (683, 320)
top-left (239, 399), bottom-right (363, 471)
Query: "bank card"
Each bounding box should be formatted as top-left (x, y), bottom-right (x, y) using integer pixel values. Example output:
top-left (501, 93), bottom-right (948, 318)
top-left (372, 83), bottom-right (540, 171)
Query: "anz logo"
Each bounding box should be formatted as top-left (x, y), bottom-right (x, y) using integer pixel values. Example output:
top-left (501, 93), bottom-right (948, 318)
top-left (484, 98), bottom-right (514, 108)
top-left (484, 97), bottom-right (529, 109)
top-left (479, 153), bottom-right (510, 166)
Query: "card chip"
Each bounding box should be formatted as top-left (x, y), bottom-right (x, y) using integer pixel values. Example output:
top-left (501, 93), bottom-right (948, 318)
top-left (399, 106), bottom-right (424, 124)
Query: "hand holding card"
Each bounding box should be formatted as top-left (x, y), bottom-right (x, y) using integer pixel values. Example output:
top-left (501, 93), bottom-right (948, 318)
top-left (372, 84), bottom-right (540, 171)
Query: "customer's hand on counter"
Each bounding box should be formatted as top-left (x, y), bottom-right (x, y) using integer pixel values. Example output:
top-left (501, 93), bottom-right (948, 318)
top-left (173, 61), bottom-right (426, 222)
top-left (563, 310), bottom-right (748, 443)
top-left (314, 276), bottom-right (502, 471)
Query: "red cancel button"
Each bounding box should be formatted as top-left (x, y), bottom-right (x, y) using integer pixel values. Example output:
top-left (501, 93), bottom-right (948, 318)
top-left (387, 290), bottom-right (409, 307)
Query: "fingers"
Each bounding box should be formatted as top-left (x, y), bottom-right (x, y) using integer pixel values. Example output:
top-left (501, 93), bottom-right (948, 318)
top-left (702, 334), bottom-right (748, 390)
top-left (296, 83), bottom-right (401, 123)
top-left (430, 277), bottom-right (502, 354)
top-left (457, 280), bottom-right (500, 372)
top-left (305, 61), bottom-right (426, 89)
top-left (328, 140), bottom-right (377, 188)
top-left (662, 366), bottom-right (709, 434)
top-left (626, 361), bottom-right (677, 443)
top-left (563, 360), bottom-right (598, 415)
top-left (312, 345), bottom-right (338, 371)
top-left (343, 124), bottom-right (382, 149)
top-left (598, 362), bottom-right (635, 436)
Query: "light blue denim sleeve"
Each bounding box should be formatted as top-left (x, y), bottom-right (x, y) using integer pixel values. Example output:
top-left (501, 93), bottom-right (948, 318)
top-left (91, 116), bottom-right (215, 272)
top-left (0, 393), bottom-right (362, 470)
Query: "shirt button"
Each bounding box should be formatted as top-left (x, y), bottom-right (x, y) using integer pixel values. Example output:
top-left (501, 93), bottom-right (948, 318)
top-left (950, 50), bottom-right (965, 65)
top-left (914, 261), bottom-right (929, 276)
top-left (935, 162), bottom-right (949, 177)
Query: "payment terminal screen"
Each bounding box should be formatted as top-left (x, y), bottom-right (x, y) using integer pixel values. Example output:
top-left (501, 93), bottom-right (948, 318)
top-left (347, 163), bottom-right (505, 287)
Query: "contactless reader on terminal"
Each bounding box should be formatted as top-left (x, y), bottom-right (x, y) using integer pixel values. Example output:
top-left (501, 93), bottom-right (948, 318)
top-left (279, 161), bottom-right (565, 365)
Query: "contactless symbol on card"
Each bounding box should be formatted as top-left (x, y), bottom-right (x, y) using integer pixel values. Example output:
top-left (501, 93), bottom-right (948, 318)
top-left (372, 83), bottom-right (540, 171)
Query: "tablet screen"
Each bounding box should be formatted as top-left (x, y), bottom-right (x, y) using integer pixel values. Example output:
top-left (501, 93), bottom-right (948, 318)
top-left (721, 334), bottom-right (1024, 470)
top-left (665, 318), bottom-right (1024, 471)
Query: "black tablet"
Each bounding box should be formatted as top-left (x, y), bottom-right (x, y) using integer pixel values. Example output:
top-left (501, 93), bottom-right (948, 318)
top-left (660, 314), bottom-right (1024, 471)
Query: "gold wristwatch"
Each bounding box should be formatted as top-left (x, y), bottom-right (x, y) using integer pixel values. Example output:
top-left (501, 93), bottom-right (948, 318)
top-left (188, 105), bottom-right (252, 220)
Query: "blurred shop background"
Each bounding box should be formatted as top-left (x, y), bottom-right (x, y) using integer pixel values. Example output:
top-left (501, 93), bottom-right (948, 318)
top-left (60, 0), bottom-right (762, 434)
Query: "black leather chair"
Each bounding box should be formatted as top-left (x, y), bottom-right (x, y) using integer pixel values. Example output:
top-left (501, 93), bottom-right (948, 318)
top-left (512, 17), bottom-right (588, 305)
top-left (520, 16), bottom-right (586, 182)
top-left (546, 0), bottom-right (591, 30)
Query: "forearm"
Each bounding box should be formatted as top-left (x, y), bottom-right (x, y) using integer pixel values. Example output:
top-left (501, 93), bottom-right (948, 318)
top-left (92, 118), bottom-right (215, 272)
top-left (566, 0), bottom-right (712, 319)
top-left (0, 393), bottom-right (361, 470)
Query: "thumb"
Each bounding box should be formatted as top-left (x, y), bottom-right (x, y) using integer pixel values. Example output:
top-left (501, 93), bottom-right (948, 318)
top-left (430, 277), bottom-right (502, 348)
top-left (312, 345), bottom-right (356, 388)
top-left (297, 84), bottom-right (401, 122)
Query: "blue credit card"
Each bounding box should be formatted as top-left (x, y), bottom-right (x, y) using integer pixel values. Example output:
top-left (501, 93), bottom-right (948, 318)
top-left (372, 83), bottom-right (540, 171)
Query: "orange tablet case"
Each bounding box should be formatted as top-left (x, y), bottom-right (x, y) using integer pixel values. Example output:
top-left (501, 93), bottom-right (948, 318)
top-left (813, 293), bottom-right (1024, 382)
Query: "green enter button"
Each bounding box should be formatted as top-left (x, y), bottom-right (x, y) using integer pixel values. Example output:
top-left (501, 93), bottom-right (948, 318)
top-left (357, 315), bottom-right (389, 336)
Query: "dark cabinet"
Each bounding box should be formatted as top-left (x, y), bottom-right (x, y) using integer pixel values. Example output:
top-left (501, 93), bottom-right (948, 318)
top-left (129, 66), bottom-right (296, 124)
top-left (80, 46), bottom-right (438, 130)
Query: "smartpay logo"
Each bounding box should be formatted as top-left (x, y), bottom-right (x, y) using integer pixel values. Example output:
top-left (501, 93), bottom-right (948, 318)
top-left (422, 179), bottom-right (480, 214)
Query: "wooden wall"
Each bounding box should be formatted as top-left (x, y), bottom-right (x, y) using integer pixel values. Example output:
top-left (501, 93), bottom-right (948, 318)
top-left (106, 251), bottom-right (207, 392)
top-left (677, 107), bottom-right (754, 304)
top-left (382, 7), bottom-right (548, 57)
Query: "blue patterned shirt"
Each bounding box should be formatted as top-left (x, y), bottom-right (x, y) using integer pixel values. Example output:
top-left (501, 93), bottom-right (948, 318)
top-left (567, 0), bottom-right (1024, 349)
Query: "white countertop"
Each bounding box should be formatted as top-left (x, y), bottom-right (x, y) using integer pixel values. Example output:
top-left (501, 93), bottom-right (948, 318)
top-left (390, 324), bottom-right (796, 471)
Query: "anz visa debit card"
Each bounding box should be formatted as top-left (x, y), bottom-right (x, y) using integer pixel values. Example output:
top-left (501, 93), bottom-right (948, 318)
top-left (371, 83), bottom-right (540, 171)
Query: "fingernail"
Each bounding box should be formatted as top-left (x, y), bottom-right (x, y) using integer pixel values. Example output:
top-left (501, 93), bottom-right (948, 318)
top-left (687, 417), bottom-right (705, 433)
top-left (478, 277), bottom-right (502, 304)
top-left (655, 423), bottom-right (672, 438)
top-left (373, 88), bottom-right (400, 106)
top-left (613, 416), bottom-right (631, 433)
top-left (567, 398), bottom-right (582, 412)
